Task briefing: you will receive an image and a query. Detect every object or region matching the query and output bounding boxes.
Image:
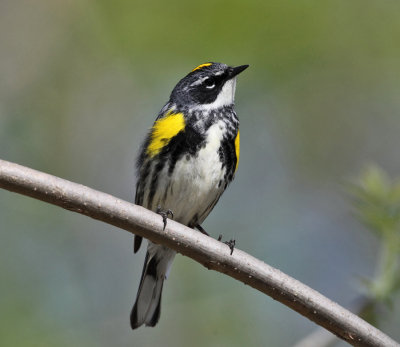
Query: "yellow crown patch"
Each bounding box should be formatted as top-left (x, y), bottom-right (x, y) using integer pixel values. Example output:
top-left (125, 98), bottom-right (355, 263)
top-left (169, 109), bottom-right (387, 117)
top-left (192, 63), bottom-right (212, 72)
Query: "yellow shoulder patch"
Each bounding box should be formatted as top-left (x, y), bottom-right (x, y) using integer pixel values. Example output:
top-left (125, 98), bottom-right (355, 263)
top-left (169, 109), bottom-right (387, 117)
top-left (146, 112), bottom-right (185, 157)
top-left (192, 63), bottom-right (212, 72)
top-left (234, 130), bottom-right (240, 172)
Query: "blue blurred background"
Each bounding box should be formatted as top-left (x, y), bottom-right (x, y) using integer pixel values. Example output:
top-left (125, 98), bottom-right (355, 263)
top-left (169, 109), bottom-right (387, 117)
top-left (1, 1), bottom-right (399, 346)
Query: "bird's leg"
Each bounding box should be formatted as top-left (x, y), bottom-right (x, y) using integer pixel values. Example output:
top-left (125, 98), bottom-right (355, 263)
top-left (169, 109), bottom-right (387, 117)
top-left (196, 226), bottom-right (235, 254)
top-left (218, 234), bottom-right (236, 255)
top-left (195, 224), bottom-right (210, 236)
top-left (225, 239), bottom-right (236, 255)
top-left (156, 206), bottom-right (174, 230)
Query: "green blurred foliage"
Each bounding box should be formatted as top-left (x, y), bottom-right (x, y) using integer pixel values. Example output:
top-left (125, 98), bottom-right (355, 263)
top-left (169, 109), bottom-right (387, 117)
top-left (350, 167), bottom-right (400, 304)
top-left (1, 0), bottom-right (400, 346)
top-left (351, 167), bottom-right (400, 241)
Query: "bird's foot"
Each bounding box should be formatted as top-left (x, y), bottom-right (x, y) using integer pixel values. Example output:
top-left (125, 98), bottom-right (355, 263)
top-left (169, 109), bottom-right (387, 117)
top-left (156, 206), bottom-right (174, 230)
top-left (218, 234), bottom-right (236, 255)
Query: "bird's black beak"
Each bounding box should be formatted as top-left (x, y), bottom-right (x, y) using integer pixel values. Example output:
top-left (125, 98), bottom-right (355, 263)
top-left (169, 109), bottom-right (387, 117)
top-left (230, 65), bottom-right (249, 78)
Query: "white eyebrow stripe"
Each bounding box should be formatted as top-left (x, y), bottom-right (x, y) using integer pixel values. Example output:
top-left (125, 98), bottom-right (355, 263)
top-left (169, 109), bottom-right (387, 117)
top-left (190, 76), bottom-right (209, 87)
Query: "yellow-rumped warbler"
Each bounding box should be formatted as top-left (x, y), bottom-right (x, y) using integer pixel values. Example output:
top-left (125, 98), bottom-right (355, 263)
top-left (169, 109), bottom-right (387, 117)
top-left (130, 62), bottom-right (248, 329)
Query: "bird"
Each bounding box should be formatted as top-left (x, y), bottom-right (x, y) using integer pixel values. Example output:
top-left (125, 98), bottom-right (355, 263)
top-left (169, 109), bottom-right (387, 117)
top-left (130, 62), bottom-right (248, 329)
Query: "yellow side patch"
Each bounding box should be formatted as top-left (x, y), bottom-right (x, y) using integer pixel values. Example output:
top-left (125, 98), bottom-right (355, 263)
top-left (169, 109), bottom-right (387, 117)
top-left (146, 112), bottom-right (185, 157)
top-left (192, 63), bottom-right (212, 72)
top-left (234, 130), bottom-right (240, 172)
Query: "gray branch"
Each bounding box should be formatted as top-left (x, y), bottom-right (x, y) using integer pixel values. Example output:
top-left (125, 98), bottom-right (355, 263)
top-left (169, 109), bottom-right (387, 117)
top-left (0, 158), bottom-right (398, 347)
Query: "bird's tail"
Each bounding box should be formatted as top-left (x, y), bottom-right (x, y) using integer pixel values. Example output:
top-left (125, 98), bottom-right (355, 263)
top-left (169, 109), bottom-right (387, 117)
top-left (130, 245), bottom-right (175, 329)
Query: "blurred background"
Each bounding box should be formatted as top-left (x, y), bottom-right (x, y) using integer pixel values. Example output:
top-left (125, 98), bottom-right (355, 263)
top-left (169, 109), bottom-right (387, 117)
top-left (1, 1), bottom-right (400, 346)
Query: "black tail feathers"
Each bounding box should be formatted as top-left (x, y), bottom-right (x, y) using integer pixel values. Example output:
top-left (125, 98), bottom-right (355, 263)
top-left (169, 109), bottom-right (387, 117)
top-left (130, 252), bottom-right (164, 329)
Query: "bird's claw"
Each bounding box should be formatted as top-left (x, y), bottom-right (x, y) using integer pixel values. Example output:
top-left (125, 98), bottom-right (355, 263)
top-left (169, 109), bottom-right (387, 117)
top-left (225, 239), bottom-right (236, 255)
top-left (218, 234), bottom-right (236, 255)
top-left (156, 206), bottom-right (174, 230)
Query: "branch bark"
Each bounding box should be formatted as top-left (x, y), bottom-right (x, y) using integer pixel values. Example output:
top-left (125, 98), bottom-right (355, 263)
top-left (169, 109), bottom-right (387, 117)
top-left (0, 158), bottom-right (398, 347)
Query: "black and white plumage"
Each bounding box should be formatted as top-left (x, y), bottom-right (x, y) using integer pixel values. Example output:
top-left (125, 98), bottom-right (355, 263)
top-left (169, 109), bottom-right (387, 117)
top-left (130, 62), bottom-right (248, 329)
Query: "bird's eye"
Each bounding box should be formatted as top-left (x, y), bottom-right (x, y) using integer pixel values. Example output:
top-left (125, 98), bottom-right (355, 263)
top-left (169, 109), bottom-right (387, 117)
top-left (204, 77), bottom-right (216, 89)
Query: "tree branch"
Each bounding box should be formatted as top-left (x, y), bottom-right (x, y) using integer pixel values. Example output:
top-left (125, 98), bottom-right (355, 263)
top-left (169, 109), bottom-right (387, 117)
top-left (0, 158), bottom-right (398, 347)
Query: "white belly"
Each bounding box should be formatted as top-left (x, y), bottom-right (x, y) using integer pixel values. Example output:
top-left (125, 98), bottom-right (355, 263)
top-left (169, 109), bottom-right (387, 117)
top-left (150, 122), bottom-right (227, 226)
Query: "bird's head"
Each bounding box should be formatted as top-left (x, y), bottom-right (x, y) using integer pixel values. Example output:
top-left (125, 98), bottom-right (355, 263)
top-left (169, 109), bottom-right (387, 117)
top-left (170, 62), bottom-right (249, 110)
